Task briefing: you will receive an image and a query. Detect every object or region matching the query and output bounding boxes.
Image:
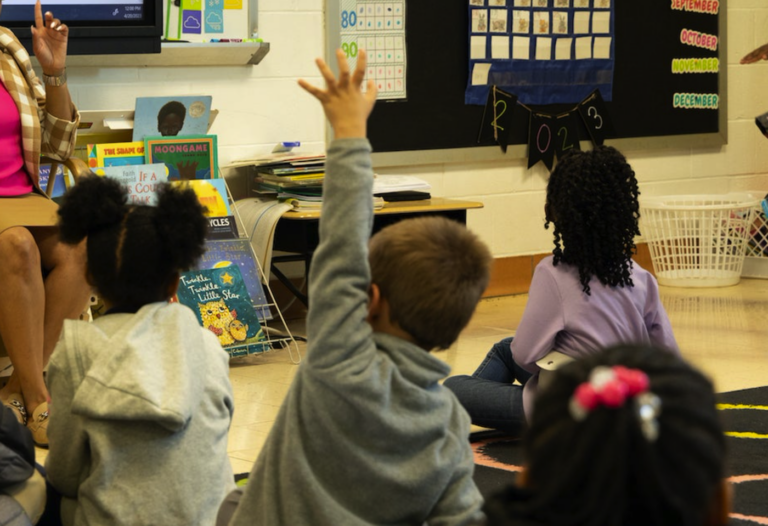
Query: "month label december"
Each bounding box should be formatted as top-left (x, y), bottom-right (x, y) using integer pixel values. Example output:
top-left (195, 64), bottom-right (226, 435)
top-left (671, 0), bottom-right (719, 14)
top-left (673, 93), bottom-right (719, 110)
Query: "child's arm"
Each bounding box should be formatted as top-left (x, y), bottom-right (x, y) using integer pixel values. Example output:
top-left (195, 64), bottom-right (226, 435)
top-left (510, 266), bottom-right (564, 372)
top-left (644, 277), bottom-right (680, 354)
top-left (298, 50), bottom-right (378, 370)
top-left (44, 326), bottom-right (90, 498)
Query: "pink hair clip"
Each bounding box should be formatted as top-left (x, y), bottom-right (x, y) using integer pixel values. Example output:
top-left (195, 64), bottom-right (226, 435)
top-left (569, 365), bottom-right (661, 441)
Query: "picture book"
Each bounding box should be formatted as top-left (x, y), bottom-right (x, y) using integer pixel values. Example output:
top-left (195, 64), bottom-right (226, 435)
top-left (145, 135), bottom-right (218, 180)
top-left (95, 164), bottom-right (169, 205)
top-left (172, 179), bottom-right (238, 239)
top-left (173, 179), bottom-right (231, 217)
top-left (38, 164), bottom-right (67, 198)
top-left (88, 141), bottom-right (145, 168)
top-left (132, 95), bottom-right (212, 142)
top-left (196, 239), bottom-right (272, 321)
top-left (176, 266), bottom-right (269, 357)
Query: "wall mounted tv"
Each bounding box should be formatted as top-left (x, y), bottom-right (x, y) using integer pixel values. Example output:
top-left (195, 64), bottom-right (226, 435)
top-left (2, 0), bottom-right (162, 55)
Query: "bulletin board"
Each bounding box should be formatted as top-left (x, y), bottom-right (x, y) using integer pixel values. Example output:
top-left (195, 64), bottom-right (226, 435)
top-left (328, 0), bottom-right (727, 156)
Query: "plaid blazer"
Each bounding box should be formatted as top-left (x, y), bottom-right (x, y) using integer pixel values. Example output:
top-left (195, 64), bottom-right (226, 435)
top-left (0, 27), bottom-right (78, 192)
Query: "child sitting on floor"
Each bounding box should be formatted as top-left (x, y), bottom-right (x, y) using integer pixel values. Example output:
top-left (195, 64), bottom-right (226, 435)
top-left (484, 344), bottom-right (729, 526)
top-left (445, 146), bottom-right (679, 434)
top-left (44, 177), bottom-right (235, 525)
top-left (217, 50), bottom-right (492, 526)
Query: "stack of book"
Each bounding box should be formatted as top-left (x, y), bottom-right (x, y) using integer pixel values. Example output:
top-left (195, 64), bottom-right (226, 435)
top-left (252, 154), bottom-right (326, 194)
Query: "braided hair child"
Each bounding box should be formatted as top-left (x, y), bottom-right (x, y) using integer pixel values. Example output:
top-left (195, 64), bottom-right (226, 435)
top-left (445, 146), bottom-right (679, 434)
top-left (41, 175), bottom-right (235, 525)
top-left (484, 344), bottom-right (729, 526)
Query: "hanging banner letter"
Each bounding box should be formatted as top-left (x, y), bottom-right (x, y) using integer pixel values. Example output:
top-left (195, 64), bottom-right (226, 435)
top-left (528, 113), bottom-right (556, 171)
top-left (554, 111), bottom-right (582, 159)
top-left (578, 89), bottom-right (614, 146)
top-left (478, 86), bottom-right (517, 153)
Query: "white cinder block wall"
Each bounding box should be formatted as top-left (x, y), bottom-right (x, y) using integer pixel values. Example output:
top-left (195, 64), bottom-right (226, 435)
top-left (64, 0), bottom-right (768, 259)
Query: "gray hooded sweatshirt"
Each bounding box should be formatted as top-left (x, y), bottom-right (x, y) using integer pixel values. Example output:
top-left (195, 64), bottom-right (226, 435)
top-left (46, 302), bottom-right (235, 526)
top-left (228, 139), bottom-right (485, 526)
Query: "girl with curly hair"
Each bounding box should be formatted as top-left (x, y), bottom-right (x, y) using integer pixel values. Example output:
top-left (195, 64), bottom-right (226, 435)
top-left (445, 146), bottom-right (679, 434)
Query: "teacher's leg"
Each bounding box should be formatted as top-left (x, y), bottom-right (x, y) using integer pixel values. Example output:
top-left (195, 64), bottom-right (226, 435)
top-left (0, 227), bottom-right (50, 417)
top-left (31, 227), bottom-right (89, 370)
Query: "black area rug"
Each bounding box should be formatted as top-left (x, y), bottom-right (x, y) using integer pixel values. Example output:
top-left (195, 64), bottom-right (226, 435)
top-left (471, 386), bottom-right (768, 525)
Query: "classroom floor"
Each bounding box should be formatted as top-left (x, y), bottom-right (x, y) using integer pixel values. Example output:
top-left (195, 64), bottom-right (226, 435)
top-left (34, 278), bottom-right (768, 474)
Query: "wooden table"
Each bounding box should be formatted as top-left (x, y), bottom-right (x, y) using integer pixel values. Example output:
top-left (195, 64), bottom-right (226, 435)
top-left (271, 198), bottom-right (484, 305)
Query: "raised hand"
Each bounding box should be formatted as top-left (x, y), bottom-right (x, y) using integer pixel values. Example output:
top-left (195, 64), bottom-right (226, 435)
top-left (298, 49), bottom-right (378, 139)
top-left (31, 0), bottom-right (68, 76)
top-left (741, 43), bottom-right (768, 65)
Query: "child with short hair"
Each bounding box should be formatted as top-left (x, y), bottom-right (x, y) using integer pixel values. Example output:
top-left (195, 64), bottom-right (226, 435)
top-left (484, 344), bottom-right (729, 526)
top-left (44, 176), bottom-right (235, 525)
top-left (218, 50), bottom-right (491, 526)
top-left (445, 146), bottom-right (679, 433)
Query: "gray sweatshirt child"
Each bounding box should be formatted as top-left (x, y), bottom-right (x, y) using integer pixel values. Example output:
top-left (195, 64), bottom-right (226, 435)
top-left (228, 139), bottom-right (485, 526)
top-left (46, 302), bottom-right (235, 526)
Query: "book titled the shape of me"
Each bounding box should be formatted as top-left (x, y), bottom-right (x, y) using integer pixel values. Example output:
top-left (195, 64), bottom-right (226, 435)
top-left (196, 239), bottom-right (272, 321)
top-left (176, 266), bottom-right (269, 357)
top-left (145, 135), bottom-right (218, 181)
top-left (88, 141), bottom-right (145, 168)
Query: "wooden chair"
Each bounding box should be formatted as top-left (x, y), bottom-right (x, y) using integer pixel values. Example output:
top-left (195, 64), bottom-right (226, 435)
top-left (43, 156), bottom-right (91, 197)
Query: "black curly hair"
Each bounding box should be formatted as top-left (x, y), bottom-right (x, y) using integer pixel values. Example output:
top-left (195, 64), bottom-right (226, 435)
top-left (57, 175), bottom-right (207, 311)
top-left (545, 146), bottom-right (641, 295)
top-left (484, 345), bottom-right (727, 526)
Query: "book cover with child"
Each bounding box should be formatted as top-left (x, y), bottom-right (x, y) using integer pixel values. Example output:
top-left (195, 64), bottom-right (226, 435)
top-left (132, 95), bottom-right (212, 142)
top-left (176, 266), bottom-right (269, 357)
top-left (145, 135), bottom-right (218, 181)
top-left (88, 141), bottom-right (145, 168)
top-left (196, 239), bottom-right (272, 321)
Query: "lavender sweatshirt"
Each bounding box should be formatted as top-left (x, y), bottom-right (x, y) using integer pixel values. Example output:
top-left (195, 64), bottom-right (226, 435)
top-left (511, 255), bottom-right (679, 417)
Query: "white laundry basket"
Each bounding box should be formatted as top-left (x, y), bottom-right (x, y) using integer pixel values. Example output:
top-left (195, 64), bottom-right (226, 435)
top-left (742, 201), bottom-right (768, 279)
top-left (640, 193), bottom-right (760, 287)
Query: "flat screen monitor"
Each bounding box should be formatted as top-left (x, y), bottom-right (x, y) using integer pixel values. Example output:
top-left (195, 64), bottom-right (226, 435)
top-left (1, 0), bottom-right (162, 55)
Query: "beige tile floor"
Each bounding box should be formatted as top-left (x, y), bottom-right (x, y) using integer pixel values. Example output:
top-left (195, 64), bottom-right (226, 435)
top-left (35, 278), bottom-right (768, 473)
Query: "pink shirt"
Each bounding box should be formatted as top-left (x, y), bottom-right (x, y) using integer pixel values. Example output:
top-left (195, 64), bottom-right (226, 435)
top-left (0, 80), bottom-right (33, 196)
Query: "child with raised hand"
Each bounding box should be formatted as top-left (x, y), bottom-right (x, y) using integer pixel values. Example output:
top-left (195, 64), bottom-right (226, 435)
top-left (445, 146), bottom-right (679, 434)
top-left (484, 344), bottom-right (729, 526)
top-left (218, 50), bottom-right (491, 526)
top-left (44, 176), bottom-right (235, 525)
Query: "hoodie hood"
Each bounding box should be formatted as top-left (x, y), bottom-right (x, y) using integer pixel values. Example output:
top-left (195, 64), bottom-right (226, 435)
top-left (66, 302), bottom-right (213, 432)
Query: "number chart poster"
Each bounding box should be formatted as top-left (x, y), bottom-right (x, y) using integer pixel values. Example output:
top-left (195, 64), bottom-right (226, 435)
top-left (466, 0), bottom-right (614, 106)
top-left (340, 0), bottom-right (407, 100)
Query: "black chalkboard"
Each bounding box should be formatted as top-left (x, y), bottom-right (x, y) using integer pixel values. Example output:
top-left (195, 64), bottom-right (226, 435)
top-left (366, 1), bottom-right (722, 153)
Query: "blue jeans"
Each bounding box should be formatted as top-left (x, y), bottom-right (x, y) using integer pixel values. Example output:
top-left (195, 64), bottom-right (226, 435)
top-left (444, 337), bottom-right (532, 434)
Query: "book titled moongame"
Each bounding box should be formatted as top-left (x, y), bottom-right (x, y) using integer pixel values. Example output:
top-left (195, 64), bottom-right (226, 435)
top-left (145, 135), bottom-right (218, 181)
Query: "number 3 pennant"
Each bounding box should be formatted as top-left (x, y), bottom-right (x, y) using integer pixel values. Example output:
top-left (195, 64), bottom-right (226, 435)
top-left (578, 90), bottom-right (614, 146)
top-left (528, 113), bottom-right (556, 171)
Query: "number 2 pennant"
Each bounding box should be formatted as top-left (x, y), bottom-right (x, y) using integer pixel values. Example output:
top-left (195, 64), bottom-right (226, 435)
top-left (528, 113), bottom-right (556, 171)
top-left (554, 111), bottom-right (582, 159)
top-left (478, 86), bottom-right (517, 153)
